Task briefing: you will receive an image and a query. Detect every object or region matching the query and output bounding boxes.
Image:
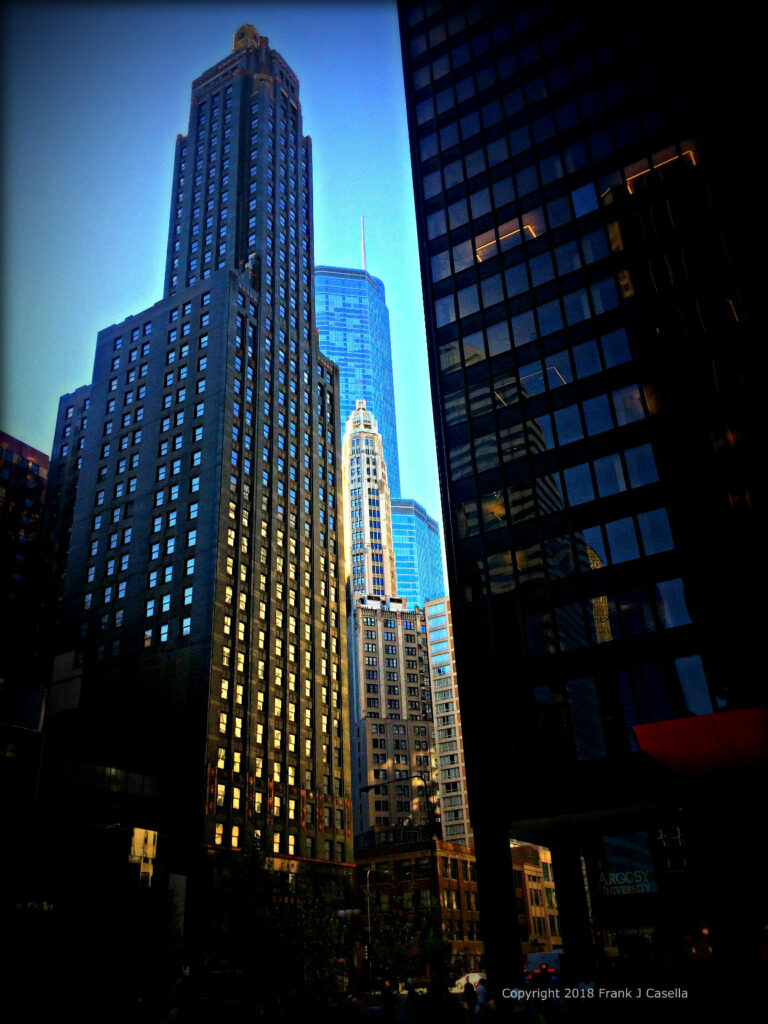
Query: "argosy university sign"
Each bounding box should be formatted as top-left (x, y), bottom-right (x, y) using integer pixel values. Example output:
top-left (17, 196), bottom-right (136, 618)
top-left (599, 869), bottom-right (653, 896)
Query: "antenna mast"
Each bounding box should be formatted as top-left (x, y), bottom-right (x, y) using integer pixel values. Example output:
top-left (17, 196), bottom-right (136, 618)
top-left (361, 215), bottom-right (367, 272)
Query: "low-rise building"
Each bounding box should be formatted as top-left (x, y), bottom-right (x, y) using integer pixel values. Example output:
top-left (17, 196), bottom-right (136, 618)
top-left (510, 841), bottom-right (562, 957)
top-left (357, 832), bottom-right (483, 977)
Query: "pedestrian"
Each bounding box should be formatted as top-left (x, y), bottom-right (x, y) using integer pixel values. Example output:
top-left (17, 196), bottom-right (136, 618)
top-left (381, 978), bottom-right (396, 1021)
top-left (475, 977), bottom-right (488, 1017)
top-left (404, 981), bottom-right (423, 1022)
top-left (463, 980), bottom-right (477, 1015)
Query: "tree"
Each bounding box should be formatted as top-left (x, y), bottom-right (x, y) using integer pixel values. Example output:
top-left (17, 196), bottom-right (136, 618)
top-left (369, 884), bottom-right (450, 986)
top-left (197, 836), bottom-right (354, 1018)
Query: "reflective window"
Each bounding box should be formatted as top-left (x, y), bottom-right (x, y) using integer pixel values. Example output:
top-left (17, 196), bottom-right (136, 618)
top-left (605, 517), bottom-right (640, 563)
top-left (594, 453), bottom-right (626, 497)
top-left (554, 406), bottom-right (583, 445)
top-left (624, 444), bottom-right (658, 487)
top-left (564, 463), bottom-right (594, 505)
top-left (637, 508), bottom-right (674, 555)
top-left (583, 394), bottom-right (613, 434)
top-left (511, 310), bottom-right (536, 346)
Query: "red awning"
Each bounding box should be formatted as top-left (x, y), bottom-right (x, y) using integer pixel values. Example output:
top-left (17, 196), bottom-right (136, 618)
top-left (634, 707), bottom-right (768, 774)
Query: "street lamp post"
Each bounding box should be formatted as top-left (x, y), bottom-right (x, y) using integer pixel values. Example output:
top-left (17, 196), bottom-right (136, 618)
top-left (366, 867), bottom-right (372, 958)
top-left (359, 773), bottom-right (443, 982)
top-left (359, 773), bottom-right (439, 838)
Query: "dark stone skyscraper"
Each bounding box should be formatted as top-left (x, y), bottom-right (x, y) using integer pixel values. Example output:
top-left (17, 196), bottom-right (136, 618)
top-left (41, 26), bottom-right (352, 924)
top-left (0, 432), bottom-right (49, 725)
top-left (398, 0), bottom-right (768, 997)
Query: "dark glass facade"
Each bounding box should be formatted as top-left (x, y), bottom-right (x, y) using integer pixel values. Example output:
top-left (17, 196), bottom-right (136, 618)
top-left (399, 0), bottom-right (768, 996)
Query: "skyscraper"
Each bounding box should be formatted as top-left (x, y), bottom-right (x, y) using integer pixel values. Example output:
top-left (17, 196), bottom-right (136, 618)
top-left (348, 596), bottom-right (438, 840)
top-left (342, 399), bottom-right (397, 600)
top-left (342, 400), bottom-right (439, 841)
top-left (399, 0), bottom-right (767, 995)
top-left (0, 431), bottom-right (49, 726)
top-left (316, 264), bottom-right (449, 614)
top-left (391, 497), bottom-right (446, 609)
top-left (41, 25), bottom-right (352, 920)
top-left (315, 266), bottom-right (402, 496)
top-left (425, 597), bottom-right (472, 846)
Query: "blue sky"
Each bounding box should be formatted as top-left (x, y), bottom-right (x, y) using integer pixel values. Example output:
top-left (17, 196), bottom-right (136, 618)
top-left (1, 1), bottom-right (442, 523)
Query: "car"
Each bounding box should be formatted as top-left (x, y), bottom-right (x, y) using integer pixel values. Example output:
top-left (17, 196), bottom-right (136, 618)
top-left (450, 972), bottom-right (484, 994)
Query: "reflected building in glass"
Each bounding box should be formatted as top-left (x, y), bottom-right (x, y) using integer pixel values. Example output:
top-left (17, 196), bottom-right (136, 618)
top-left (398, 0), bottom-right (768, 992)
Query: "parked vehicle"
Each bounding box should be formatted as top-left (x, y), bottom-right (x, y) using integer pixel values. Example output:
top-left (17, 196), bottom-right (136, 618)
top-left (525, 950), bottom-right (563, 982)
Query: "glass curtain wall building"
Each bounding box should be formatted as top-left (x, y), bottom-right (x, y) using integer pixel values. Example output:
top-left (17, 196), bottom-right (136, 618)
top-left (315, 266), bottom-right (402, 497)
top-left (399, 0), bottom-right (768, 995)
top-left (39, 25), bottom-right (352, 928)
top-left (391, 497), bottom-right (446, 609)
top-left (316, 266), bottom-right (449, 617)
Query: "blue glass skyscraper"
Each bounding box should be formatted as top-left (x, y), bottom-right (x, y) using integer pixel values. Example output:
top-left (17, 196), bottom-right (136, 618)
top-left (315, 266), bottom-right (401, 496)
top-left (391, 497), bottom-right (446, 609)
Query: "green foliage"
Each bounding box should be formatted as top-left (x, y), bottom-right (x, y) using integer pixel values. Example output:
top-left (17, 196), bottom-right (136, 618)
top-left (368, 884), bottom-right (451, 984)
top-left (200, 836), bottom-right (353, 1011)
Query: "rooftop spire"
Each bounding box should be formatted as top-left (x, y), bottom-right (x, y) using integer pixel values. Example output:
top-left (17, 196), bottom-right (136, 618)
top-left (233, 24), bottom-right (259, 51)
